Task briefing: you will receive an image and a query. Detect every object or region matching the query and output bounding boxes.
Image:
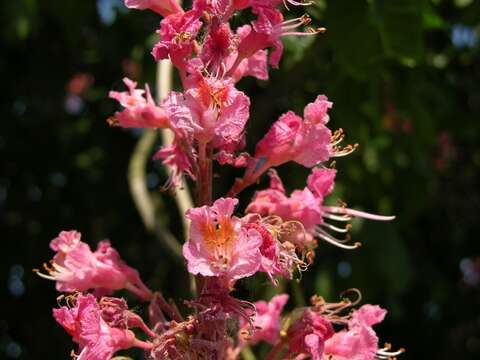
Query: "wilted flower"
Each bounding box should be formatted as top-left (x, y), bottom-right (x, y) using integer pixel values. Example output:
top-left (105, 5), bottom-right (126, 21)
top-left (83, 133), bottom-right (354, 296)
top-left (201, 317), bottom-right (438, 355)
top-left (54, 294), bottom-right (152, 359)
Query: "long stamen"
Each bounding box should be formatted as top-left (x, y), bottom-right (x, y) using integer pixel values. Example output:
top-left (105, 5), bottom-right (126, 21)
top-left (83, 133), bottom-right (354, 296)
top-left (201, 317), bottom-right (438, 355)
top-left (282, 27), bottom-right (326, 37)
top-left (323, 206), bottom-right (396, 221)
top-left (284, 0), bottom-right (314, 7)
top-left (33, 270), bottom-right (56, 281)
top-left (315, 228), bottom-right (361, 250)
top-left (281, 15), bottom-right (310, 26)
top-left (322, 212), bottom-right (352, 222)
top-left (316, 226), bottom-right (351, 243)
top-left (322, 222), bottom-right (352, 234)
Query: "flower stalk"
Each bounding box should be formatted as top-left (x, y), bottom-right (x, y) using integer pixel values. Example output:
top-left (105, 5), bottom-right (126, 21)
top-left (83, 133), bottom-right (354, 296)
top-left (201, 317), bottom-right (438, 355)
top-left (37, 0), bottom-right (405, 359)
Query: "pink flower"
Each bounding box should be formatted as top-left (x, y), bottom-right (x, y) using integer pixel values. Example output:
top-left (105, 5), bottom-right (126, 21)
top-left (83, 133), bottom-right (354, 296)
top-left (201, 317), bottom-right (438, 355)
top-left (246, 170), bottom-right (322, 231)
top-left (350, 304), bottom-right (387, 327)
top-left (243, 218), bottom-right (305, 282)
top-left (187, 77), bottom-right (250, 147)
top-left (323, 305), bottom-right (387, 360)
top-left (99, 297), bottom-right (156, 338)
top-left (200, 21), bottom-right (235, 74)
top-left (307, 167), bottom-right (336, 198)
top-left (153, 141), bottom-right (196, 187)
top-left (304, 94), bottom-right (332, 124)
top-left (243, 294), bottom-right (289, 345)
top-left (247, 169), bottom-right (395, 250)
top-left (152, 10), bottom-right (203, 69)
top-left (286, 309), bottom-right (334, 360)
top-left (38, 231), bottom-right (152, 301)
top-left (254, 98), bottom-right (332, 169)
top-left (125, 0), bottom-right (184, 17)
top-left (227, 25), bottom-right (269, 82)
top-left (236, 9), bottom-right (321, 68)
top-left (182, 198), bottom-right (263, 280)
top-left (109, 78), bottom-right (169, 129)
top-left (54, 294), bottom-right (152, 360)
top-left (166, 75), bottom-right (250, 156)
top-left (231, 49), bottom-right (268, 82)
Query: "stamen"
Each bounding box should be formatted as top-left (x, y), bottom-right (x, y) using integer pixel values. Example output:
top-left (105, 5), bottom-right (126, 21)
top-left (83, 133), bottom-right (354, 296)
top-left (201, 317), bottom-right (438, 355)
top-left (331, 143), bottom-right (359, 157)
top-left (283, 0), bottom-right (314, 11)
top-left (315, 228), bottom-right (361, 250)
top-left (175, 31), bottom-right (192, 43)
top-left (282, 30), bottom-right (322, 37)
top-left (316, 226), bottom-right (351, 243)
top-left (106, 116), bottom-right (119, 127)
top-left (322, 212), bottom-right (352, 222)
top-left (33, 270), bottom-right (56, 281)
top-left (376, 345), bottom-right (405, 359)
top-left (281, 15), bottom-right (310, 27)
top-left (323, 206), bottom-right (396, 221)
top-left (321, 222), bottom-right (351, 234)
top-left (339, 288), bottom-right (362, 307)
top-left (331, 128), bottom-right (345, 145)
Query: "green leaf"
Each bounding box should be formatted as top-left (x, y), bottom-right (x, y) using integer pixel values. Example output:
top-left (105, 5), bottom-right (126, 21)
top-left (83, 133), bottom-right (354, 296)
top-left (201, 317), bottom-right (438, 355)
top-left (326, 0), bottom-right (383, 79)
top-left (374, 0), bottom-right (424, 63)
top-left (282, 35), bottom-right (316, 69)
top-left (421, 0), bottom-right (444, 29)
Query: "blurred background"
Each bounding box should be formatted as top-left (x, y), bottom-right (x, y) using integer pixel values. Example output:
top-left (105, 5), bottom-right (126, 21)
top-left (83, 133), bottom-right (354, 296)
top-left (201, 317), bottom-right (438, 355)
top-left (1, 0), bottom-right (480, 359)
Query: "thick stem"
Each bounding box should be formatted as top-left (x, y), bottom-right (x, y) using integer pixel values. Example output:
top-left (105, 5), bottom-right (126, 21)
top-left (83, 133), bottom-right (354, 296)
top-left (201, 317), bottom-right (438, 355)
top-left (196, 141), bottom-right (213, 206)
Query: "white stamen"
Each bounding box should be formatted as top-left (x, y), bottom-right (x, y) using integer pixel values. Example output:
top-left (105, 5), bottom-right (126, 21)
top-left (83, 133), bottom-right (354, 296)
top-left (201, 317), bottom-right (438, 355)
top-left (322, 212), bottom-right (352, 222)
top-left (323, 206), bottom-right (396, 221)
top-left (322, 222), bottom-right (350, 233)
top-left (316, 228), bottom-right (360, 250)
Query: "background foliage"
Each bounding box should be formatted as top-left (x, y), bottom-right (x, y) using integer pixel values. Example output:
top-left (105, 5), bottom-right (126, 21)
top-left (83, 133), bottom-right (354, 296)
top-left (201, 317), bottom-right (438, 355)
top-left (1, 0), bottom-right (479, 359)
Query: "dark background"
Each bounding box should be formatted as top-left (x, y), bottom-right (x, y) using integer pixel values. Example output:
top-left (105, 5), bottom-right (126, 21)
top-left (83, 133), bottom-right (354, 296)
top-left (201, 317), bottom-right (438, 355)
top-left (1, 0), bottom-right (479, 359)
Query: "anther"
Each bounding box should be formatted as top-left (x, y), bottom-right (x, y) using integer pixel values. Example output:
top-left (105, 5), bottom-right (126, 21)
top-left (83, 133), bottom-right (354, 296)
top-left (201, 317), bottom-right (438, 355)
top-left (300, 14), bottom-right (312, 25)
top-left (106, 116), bottom-right (119, 127)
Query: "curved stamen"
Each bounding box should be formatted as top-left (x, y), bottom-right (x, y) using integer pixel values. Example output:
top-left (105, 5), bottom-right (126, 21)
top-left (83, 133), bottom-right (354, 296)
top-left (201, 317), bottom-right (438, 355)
top-left (339, 288), bottom-right (362, 307)
top-left (315, 228), bottom-right (361, 250)
top-left (315, 226), bottom-right (351, 243)
top-left (331, 128), bottom-right (345, 145)
top-left (33, 270), bottom-right (56, 281)
top-left (331, 143), bottom-right (359, 157)
top-left (321, 222), bottom-right (352, 234)
top-left (283, 0), bottom-right (314, 11)
top-left (376, 345), bottom-right (405, 359)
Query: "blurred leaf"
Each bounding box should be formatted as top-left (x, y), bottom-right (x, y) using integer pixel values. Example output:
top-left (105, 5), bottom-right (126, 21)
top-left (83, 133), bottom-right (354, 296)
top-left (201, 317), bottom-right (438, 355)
top-left (282, 35), bottom-right (316, 69)
top-left (374, 0), bottom-right (424, 63)
top-left (421, 0), bottom-right (444, 29)
top-left (326, 0), bottom-right (383, 79)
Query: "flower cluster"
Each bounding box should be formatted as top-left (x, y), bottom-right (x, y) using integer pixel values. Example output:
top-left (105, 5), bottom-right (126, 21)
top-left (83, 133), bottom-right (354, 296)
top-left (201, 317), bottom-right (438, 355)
top-left (38, 0), bottom-right (405, 359)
